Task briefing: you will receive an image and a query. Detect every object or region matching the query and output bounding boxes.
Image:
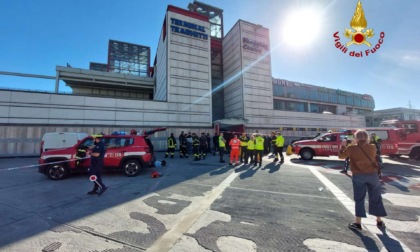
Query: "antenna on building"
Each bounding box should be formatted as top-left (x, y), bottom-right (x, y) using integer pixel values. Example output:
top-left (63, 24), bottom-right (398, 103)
top-left (408, 100), bottom-right (412, 109)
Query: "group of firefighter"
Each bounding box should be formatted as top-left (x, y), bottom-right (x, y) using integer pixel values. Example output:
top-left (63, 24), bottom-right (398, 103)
top-left (165, 131), bottom-right (285, 167)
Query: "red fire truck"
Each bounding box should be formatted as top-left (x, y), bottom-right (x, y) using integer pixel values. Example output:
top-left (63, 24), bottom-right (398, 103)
top-left (380, 120), bottom-right (420, 160)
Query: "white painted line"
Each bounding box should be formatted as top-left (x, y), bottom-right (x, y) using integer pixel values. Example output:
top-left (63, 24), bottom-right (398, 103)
top-left (294, 163), bottom-right (413, 252)
top-left (147, 170), bottom-right (240, 252)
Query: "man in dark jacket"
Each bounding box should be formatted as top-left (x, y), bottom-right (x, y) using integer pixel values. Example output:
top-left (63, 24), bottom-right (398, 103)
top-left (212, 133), bottom-right (219, 156)
top-left (87, 135), bottom-right (107, 196)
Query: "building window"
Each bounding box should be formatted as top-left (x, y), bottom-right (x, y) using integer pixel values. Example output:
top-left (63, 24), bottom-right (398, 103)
top-left (274, 99), bottom-right (307, 112)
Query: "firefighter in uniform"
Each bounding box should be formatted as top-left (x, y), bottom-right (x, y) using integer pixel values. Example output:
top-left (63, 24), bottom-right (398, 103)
top-left (245, 134), bottom-right (255, 164)
top-left (218, 132), bottom-right (226, 163)
top-left (192, 133), bottom-right (200, 161)
top-left (165, 133), bottom-right (177, 158)
top-left (254, 133), bottom-right (265, 167)
top-left (275, 132), bottom-right (285, 163)
top-left (180, 133), bottom-right (188, 158)
top-left (199, 132), bottom-right (208, 160)
top-left (229, 135), bottom-right (241, 165)
top-left (239, 133), bottom-right (248, 163)
top-left (76, 146), bottom-right (88, 167)
top-left (341, 130), bottom-right (356, 174)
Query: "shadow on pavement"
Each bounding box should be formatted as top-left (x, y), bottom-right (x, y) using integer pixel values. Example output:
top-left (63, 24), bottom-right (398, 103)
top-left (239, 165), bottom-right (260, 180)
top-left (349, 228), bottom-right (381, 251)
top-left (377, 228), bottom-right (407, 252)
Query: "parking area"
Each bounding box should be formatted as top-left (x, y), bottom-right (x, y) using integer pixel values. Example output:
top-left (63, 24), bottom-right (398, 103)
top-left (0, 154), bottom-right (419, 251)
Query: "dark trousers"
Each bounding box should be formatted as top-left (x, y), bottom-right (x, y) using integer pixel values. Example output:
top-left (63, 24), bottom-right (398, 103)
top-left (240, 146), bottom-right (247, 162)
top-left (199, 145), bottom-right (207, 158)
top-left (219, 146), bottom-right (226, 161)
top-left (187, 142), bottom-right (192, 155)
top-left (352, 174), bottom-right (387, 217)
top-left (276, 146), bottom-right (284, 160)
top-left (180, 146), bottom-right (188, 157)
top-left (193, 145), bottom-right (199, 159)
top-left (254, 150), bottom-right (264, 165)
top-left (166, 147), bottom-right (175, 157)
top-left (213, 144), bottom-right (219, 154)
top-left (89, 167), bottom-right (105, 191)
top-left (246, 149), bottom-right (254, 164)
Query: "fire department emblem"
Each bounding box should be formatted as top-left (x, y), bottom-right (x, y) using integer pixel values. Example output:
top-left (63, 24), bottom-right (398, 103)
top-left (344, 0), bottom-right (374, 46)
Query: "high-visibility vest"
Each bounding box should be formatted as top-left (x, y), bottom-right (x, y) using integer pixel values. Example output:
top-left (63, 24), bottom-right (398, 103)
top-left (275, 135), bottom-right (285, 147)
top-left (255, 136), bottom-right (264, 150)
top-left (247, 140), bottom-right (255, 150)
top-left (219, 136), bottom-right (226, 147)
top-left (239, 136), bottom-right (248, 147)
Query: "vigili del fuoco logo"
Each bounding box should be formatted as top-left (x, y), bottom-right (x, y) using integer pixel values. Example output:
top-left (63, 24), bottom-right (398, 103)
top-left (333, 0), bottom-right (385, 57)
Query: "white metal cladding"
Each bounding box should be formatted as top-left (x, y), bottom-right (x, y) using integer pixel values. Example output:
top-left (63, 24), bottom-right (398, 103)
top-left (166, 11), bottom-right (212, 124)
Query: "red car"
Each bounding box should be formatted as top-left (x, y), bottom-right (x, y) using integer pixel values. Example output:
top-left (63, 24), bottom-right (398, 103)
top-left (38, 134), bottom-right (157, 180)
top-left (292, 128), bottom-right (399, 160)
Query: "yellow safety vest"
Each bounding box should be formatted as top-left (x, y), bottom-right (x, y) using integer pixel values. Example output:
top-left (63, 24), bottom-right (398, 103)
top-left (239, 136), bottom-right (248, 147)
top-left (255, 136), bottom-right (264, 150)
top-left (219, 136), bottom-right (226, 147)
top-left (275, 135), bottom-right (285, 147)
top-left (247, 140), bottom-right (255, 150)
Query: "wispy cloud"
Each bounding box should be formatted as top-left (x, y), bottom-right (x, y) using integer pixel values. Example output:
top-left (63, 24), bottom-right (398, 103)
top-left (380, 50), bottom-right (420, 70)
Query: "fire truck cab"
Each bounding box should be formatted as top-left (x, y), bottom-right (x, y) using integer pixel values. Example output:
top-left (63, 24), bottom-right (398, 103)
top-left (380, 120), bottom-right (420, 160)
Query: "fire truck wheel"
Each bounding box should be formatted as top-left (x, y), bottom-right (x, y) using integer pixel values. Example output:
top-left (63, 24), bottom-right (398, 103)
top-left (123, 159), bottom-right (142, 177)
top-left (409, 148), bottom-right (420, 160)
top-left (300, 148), bottom-right (314, 160)
top-left (47, 163), bottom-right (69, 180)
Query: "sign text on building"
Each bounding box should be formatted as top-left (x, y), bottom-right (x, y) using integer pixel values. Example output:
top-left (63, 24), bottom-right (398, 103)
top-left (242, 38), bottom-right (268, 53)
top-left (170, 18), bottom-right (208, 40)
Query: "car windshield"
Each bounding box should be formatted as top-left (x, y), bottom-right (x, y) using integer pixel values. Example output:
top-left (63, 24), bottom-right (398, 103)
top-left (79, 138), bottom-right (94, 149)
top-left (314, 133), bottom-right (327, 140)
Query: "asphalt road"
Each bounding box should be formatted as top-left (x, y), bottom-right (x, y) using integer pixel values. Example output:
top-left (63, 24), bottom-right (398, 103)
top-left (0, 153), bottom-right (419, 252)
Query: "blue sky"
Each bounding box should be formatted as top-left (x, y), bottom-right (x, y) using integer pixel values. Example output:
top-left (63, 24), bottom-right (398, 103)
top-left (0, 0), bottom-right (419, 110)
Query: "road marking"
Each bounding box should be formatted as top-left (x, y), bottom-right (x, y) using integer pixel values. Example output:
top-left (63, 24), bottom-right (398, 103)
top-left (382, 193), bottom-right (420, 208)
top-left (147, 170), bottom-right (240, 252)
top-left (295, 163), bottom-right (413, 252)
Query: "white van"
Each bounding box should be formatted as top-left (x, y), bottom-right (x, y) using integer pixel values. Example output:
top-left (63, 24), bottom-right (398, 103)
top-left (40, 132), bottom-right (88, 154)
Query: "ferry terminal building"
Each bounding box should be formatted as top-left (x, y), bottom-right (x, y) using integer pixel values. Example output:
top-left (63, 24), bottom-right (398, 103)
top-left (0, 1), bottom-right (374, 156)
